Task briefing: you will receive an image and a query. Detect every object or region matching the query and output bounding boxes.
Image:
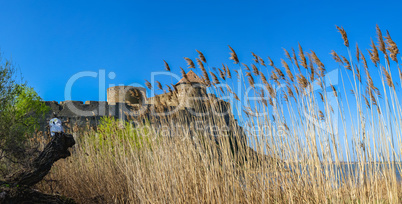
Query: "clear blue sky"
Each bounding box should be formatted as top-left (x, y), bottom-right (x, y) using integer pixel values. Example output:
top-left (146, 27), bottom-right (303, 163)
top-left (0, 0), bottom-right (401, 102)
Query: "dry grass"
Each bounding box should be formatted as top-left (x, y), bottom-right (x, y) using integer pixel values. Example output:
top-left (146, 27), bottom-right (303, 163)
top-left (35, 26), bottom-right (402, 203)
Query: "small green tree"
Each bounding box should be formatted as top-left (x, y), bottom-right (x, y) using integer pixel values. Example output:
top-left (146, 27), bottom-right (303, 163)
top-left (0, 53), bottom-right (49, 175)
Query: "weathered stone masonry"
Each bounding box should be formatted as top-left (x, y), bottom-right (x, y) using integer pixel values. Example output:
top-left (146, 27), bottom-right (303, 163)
top-left (41, 71), bottom-right (234, 134)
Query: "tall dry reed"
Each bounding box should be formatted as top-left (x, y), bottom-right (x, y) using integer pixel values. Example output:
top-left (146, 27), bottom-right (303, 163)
top-left (36, 26), bottom-right (402, 203)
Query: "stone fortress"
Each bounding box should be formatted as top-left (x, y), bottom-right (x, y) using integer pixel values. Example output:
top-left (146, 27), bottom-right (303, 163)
top-left (42, 71), bottom-right (233, 133)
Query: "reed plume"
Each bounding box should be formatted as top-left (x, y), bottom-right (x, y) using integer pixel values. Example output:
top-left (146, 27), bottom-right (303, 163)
top-left (310, 50), bottom-right (325, 77)
top-left (266, 83), bottom-right (276, 98)
top-left (251, 52), bottom-right (259, 63)
top-left (247, 74), bottom-right (255, 88)
top-left (361, 52), bottom-right (368, 70)
top-left (218, 68), bottom-right (226, 80)
top-left (376, 26), bottom-right (391, 66)
top-left (166, 84), bottom-right (173, 93)
top-left (180, 67), bottom-right (189, 82)
top-left (336, 25), bottom-right (349, 47)
top-left (275, 67), bottom-right (285, 79)
top-left (283, 92), bottom-right (289, 102)
top-left (341, 55), bottom-right (351, 71)
top-left (282, 59), bottom-right (294, 82)
top-left (268, 97), bottom-right (273, 106)
top-left (145, 80), bottom-right (152, 89)
top-left (286, 85), bottom-right (295, 100)
top-left (292, 48), bottom-right (300, 71)
top-left (222, 63), bottom-right (227, 75)
top-left (201, 66), bottom-right (211, 86)
top-left (298, 43), bottom-right (308, 69)
top-left (163, 60), bottom-right (171, 71)
top-left (369, 39), bottom-right (380, 67)
top-left (293, 84), bottom-right (300, 95)
top-left (270, 70), bottom-right (279, 82)
top-left (268, 56), bottom-right (274, 67)
top-left (171, 83), bottom-right (178, 93)
top-left (242, 63), bottom-right (250, 71)
top-left (376, 25), bottom-right (386, 54)
top-left (382, 66), bottom-right (394, 88)
top-left (362, 94), bottom-right (371, 108)
top-left (356, 43), bottom-right (360, 62)
top-left (296, 74), bottom-right (309, 89)
top-left (366, 70), bottom-right (379, 93)
top-left (261, 92), bottom-right (268, 106)
top-left (260, 71), bottom-right (268, 85)
top-left (196, 58), bottom-right (204, 70)
top-left (219, 86), bottom-right (225, 94)
top-left (330, 50), bottom-right (343, 63)
top-left (210, 71), bottom-right (219, 85)
top-left (233, 92), bottom-right (240, 101)
top-left (318, 110), bottom-right (324, 120)
top-left (308, 54), bottom-right (315, 81)
top-left (228, 45), bottom-right (239, 64)
top-left (384, 30), bottom-right (399, 63)
top-left (271, 70), bottom-right (281, 85)
top-left (252, 64), bottom-right (259, 76)
top-left (259, 57), bottom-right (266, 67)
top-left (283, 48), bottom-right (292, 63)
top-left (196, 50), bottom-right (206, 63)
top-left (368, 88), bottom-right (378, 106)
top-left (234, 70), bottom-right (238, 77)
top-left (319, 92), bottom-right (324, 102)
top-left (225, 64), bottom-right (232, 79)
top-left (156, 81), bottom-right (163, 90)
top-left (330, 84), bottom-right (337, 97)
top-left (355, 65), bottom-right (361, 83)
top-left (184, 57), bottom-right (196, 69)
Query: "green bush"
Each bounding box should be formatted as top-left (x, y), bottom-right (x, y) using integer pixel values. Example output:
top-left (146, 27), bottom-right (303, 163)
top-left (0, 53), bottom-right (50, 174)
top-left (84, 116), bottom-right (154, 153)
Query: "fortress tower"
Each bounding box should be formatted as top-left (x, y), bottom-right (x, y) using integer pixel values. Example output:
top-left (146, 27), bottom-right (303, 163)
top-left (175, 70), bottom-right (207, 108)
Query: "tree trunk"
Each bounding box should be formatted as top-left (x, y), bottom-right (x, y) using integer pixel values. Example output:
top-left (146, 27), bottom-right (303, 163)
top-left (0, 132), bottom-right (76, 204)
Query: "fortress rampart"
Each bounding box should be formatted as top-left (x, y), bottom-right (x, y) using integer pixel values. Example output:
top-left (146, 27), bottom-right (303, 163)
top-left (41, 71), bottom-right (234, 136)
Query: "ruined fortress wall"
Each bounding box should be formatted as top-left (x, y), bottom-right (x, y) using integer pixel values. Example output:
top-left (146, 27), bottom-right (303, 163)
top-left (41, 98), bottom-right (234, 139)
top-left (146, 92), bottom-right (179, 108)
top-left (41, 84), bottom-right (231, 136)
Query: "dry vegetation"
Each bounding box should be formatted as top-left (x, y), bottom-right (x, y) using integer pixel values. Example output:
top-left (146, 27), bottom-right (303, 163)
top-left (36, 25), bottom-right (402, 203)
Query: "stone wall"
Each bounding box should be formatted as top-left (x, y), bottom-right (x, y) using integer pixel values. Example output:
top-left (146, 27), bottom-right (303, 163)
top-left (107, 86), bottom-right (146, 105)
top-left (41, 84), bottom-right (231, 135)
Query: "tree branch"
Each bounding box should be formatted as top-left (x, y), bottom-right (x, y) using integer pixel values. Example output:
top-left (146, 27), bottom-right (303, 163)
top-left (1, 132), bottom-right (76, 203)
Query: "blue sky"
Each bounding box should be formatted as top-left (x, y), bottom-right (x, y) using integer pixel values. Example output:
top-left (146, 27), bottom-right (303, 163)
top-left (1, 0), bottom-right (401, 102)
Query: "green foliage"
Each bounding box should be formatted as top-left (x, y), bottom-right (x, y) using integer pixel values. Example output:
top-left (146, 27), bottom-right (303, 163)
top-left (12, 85), bottom-right (50, 134)
top-left (84, 116), bottom-right (154, 153)
top-left (0, 54), bottom-right (50, 160)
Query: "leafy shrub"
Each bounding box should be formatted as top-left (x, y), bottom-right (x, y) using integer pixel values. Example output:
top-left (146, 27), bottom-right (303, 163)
top-left (0, 54), bottom-right (50, 176)
top-left (83, 116), bottom-right (153, 153)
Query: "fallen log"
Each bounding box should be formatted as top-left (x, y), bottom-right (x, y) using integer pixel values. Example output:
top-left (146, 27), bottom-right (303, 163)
top-left (0, 132), bottom-right (76, 204)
